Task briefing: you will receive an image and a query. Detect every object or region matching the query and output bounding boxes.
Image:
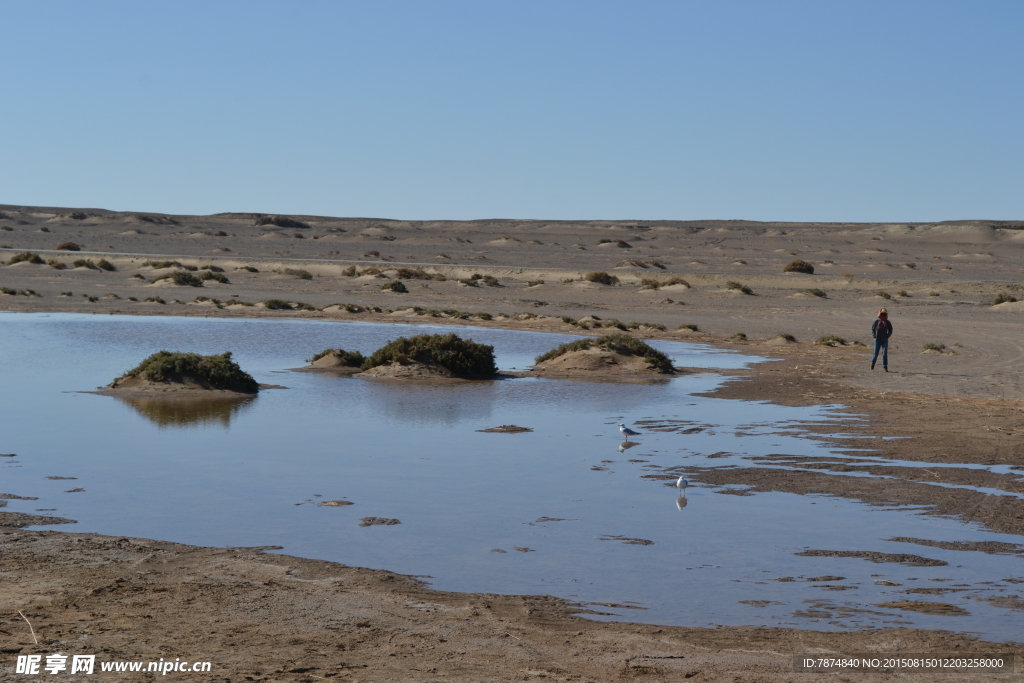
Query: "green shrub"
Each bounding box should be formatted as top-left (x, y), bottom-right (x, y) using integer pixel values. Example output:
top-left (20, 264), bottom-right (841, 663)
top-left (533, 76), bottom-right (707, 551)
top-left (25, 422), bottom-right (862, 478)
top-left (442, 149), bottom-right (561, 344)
top-left (382, 280), bottom-right (408, 293)
top-left (55, 241), bottom-right (80, 251)
top-left (8, 251), bottom-right (44, 265)
top-left (585, 271), bottom-right (619, 285)
top-left (897, 290), bottom-right (910, 297)
top-left (307, 348), bottom-right (365, 366)
top-left (238, 265), bottom-right (259, 273)
top-left (804, 288), bottom-right (827, 298)
top-left (200, 265), bottom-right (224, 272)
top-left (341, 265), bottom-right (357, 277)
top-left (284, 268), bottom-right (313, 280)
top-left (535, 333), bottom-right (673, 372)
top-left (923, 343), bottom-right (947, 352)
top-left (815, 335), bottom-right (847, 347)
top-left (783, 259), bottom-right (814, 274)
top-left (731, 332), bottom-right (748, 341)
top-left (295, 302), bottom-right (316, 311)
top-left (119, 351), bottom-right (258, 393)
top-left (481, 275), bottom-right (500, 286)
top-left (474, 312), bottom-right (492, 320)
top-left (678, 324), bottom-right (699, 332)
top-left (362, 333), bottom-right (498, 379)
top-left (262, 299), bottom-right (293, 310)
top-left (640, 278), bottom-right (662, 290)
top-left (126, 296), bottom-right (137, 301)
top-left (993, 293), bottom-right (1018, 305)
top-left (527, 280), bottom-right (545, 287)
top-left (96, 259), bottom-right (116, 271)
top-left (778, 333), bottom-right (797, 342)
top-left (876, 291), bottom-right (892, 299)
top-left (144, 296), bottom-right (166, 304)
top-left (73, 259), bottom-right (98, 269)
top-left (48, 259), bottom-right (67, 269)
top-left (1, 287), bottom-right (16, 295)
top-left (726, 281), bottom-right (753, 294)
top-left (151, 271), bottom-right (204, 286)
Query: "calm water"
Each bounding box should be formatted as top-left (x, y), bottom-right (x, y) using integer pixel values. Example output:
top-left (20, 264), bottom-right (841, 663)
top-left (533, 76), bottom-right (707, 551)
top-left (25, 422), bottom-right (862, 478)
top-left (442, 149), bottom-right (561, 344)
top-left (2, 312), bottom-right (1022, 641)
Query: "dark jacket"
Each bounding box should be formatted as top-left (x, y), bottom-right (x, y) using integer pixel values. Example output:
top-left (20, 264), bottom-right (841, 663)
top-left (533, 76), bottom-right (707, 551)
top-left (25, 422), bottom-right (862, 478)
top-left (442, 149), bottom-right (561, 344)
top-left (872, 318), bottom-right (893, 340)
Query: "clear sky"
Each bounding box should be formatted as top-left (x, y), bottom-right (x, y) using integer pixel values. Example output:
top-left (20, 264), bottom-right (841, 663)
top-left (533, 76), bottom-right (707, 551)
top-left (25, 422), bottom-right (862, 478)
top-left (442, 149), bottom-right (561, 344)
top-left (1, 1), bottom-right (1021, 222)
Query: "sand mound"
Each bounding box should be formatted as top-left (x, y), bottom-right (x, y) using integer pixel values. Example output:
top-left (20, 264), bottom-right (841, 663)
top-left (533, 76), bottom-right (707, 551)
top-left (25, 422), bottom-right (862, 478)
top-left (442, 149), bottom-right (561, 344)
top-left (534, 348), bottom-right (672, 377)
top-left (295, 349), bottom-right (365, 374)
top-left (990, 301), bottom-right (1024, 312)
top-left (358, 361), bottom-right (460, 380)
top-left (764, 335), bottom-right (798, 346)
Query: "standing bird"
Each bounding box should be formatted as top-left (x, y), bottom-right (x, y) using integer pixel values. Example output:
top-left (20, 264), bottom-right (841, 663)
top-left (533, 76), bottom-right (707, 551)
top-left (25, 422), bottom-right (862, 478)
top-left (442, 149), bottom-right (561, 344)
top-left (675, 476), bottom-right (688, 491)
top-left (618, 423), bottom-right (641, 437)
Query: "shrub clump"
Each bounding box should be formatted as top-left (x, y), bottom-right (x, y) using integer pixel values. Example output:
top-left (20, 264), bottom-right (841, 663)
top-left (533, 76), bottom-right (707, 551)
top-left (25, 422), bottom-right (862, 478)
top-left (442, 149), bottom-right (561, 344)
top-left (585, 271), bottom-right (619, 285)
top-left (382, 280), bottom-right (408, 293)
top-left (118, 351), bottom-right (258, 393)
top-left (361, 333), bottom-right (498, 379)
top-left (993, 293), bottom-right (1018, 305)
top-left (923, 343), bottom-right (947, 352)
top-left (55, 241), bottom-right (81, 251)
top-left (307, 348), bottom-right (365, 366)
top-left (262, 299), bottom-right (293, 310)
top-left (535, 333), bottom-right (673, 373)
top-left (284, 268), bottom-right (313, 280)
top-left (254, 215), bottom-right (311, 229)
top-left (678, 324), bottom-right (699, 332)
top-left (876, 291), bottom-right (892, 300)
top-left (804, 288), bottom-right (827, 298)
top-left (144, 260), bottom-right (197, 271)
top-left (96, 259), bottom-right (116, 271)
top-left (199, 271), bottom-right (229, 284)
top-left (151, 271), bottom-right (204, 287)
top-left (641, 276), bottom-right (689, 290)
top-left (726, 281), bottom-right (753, 294)
top-left (783, 259), bottom-right (815, 274)
top-left (815, 335), bottom-right (847, 347)
top-left (8, 252), bottom-right (44, 265)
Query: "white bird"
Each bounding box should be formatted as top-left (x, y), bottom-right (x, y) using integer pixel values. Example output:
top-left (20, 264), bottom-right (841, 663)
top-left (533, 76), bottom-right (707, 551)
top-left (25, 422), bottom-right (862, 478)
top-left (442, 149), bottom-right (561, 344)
top-left (675, 476), bottom-right (688, 491)
top-left (618, 423), bottom-right (641, 437)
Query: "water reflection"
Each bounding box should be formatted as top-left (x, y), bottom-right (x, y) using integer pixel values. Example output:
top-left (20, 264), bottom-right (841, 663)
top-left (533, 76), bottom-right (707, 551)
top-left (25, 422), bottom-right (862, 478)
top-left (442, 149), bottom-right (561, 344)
top-left (358, 382), bottom-right (496, 426)
top-left (114, 396), bottom-right (256, 428)
top-left (618, 440), bottom-right (641, 453)
top-left (675, 496), bottom-right (688, 510)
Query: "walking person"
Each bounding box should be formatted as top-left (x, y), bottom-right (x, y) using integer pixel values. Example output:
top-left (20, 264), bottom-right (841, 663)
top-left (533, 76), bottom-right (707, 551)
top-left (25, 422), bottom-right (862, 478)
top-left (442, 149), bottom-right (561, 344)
top-left (871, 308), bottom-right (893, 371)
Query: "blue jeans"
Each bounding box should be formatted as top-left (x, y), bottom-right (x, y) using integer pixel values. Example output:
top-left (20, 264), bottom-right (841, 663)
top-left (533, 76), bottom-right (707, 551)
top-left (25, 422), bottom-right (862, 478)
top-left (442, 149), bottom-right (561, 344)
top-left (872, 337), bottom-right (888, 368)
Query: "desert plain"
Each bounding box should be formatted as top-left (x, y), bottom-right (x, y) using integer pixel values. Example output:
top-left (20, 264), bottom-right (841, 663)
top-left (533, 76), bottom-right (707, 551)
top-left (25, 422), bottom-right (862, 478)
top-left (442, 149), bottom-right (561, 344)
top-left (2, 205), bottom-right (1024, 681)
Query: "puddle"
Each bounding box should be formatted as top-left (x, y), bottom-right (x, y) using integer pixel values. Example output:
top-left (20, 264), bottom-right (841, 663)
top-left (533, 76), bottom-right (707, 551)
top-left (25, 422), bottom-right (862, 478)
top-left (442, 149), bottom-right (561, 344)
top-left (1, 312), bottom-right (1023, 641)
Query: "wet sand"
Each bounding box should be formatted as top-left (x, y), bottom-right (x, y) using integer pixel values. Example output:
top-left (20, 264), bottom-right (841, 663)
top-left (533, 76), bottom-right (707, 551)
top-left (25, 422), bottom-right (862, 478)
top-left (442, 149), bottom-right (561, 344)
top-left (2, 206), bottom-right (1024, 678)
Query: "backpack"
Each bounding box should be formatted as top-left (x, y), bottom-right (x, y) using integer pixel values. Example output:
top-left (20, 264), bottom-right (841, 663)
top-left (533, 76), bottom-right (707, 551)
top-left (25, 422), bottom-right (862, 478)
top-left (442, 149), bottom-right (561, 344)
top-left (874, 318), bottom-right (890, 338)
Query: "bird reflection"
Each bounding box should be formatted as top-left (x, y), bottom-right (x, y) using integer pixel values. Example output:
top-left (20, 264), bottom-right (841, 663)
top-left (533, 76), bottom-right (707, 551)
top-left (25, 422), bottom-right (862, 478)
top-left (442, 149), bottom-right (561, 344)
top-left (674, 476), bottom-right (689, 511)
top-left (114, 396), bottom-right (255, 428)
top-left (618, 440), bottom-right (641, 453)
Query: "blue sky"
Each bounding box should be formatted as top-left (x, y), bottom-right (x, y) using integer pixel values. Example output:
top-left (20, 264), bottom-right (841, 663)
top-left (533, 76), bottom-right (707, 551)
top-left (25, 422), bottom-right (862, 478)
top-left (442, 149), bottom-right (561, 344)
top-left (1, 1), bottom-right (1021, 221)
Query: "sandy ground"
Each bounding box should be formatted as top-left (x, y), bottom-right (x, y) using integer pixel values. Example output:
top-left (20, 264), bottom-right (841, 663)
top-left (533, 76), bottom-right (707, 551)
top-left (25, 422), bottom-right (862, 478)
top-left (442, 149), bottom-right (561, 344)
top-left (2, 206), bottom-right (1024, 679)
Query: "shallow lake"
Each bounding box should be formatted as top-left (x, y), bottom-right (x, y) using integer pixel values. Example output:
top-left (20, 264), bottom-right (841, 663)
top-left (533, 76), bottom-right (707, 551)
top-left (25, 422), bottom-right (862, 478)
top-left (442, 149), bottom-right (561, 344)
top-left (2, 312), bottom-right (1022, 641)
